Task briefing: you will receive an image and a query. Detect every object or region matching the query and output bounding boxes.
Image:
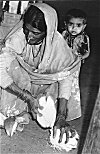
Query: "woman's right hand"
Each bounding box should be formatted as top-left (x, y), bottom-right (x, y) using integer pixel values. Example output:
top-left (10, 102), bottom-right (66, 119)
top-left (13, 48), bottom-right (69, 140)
top-left (23, 90), bottom-right (43, 118)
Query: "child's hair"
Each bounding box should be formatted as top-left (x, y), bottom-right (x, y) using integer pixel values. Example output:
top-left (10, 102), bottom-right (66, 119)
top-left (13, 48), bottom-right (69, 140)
top-left (64, 8), bottom-right (87, 25)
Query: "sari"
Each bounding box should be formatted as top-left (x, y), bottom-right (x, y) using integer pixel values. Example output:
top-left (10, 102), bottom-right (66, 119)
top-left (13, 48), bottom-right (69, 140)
top-left (0, 3), bottom-right (81, 128)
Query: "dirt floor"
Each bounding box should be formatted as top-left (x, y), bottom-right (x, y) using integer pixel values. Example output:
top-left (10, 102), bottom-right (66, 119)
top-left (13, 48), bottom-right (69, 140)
top-left (0, 119), bottom-right (79, 154)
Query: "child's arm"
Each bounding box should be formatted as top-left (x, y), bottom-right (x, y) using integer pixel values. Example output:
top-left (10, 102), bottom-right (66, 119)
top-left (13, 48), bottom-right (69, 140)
top-left (81, 35), bottom-right (90, 60)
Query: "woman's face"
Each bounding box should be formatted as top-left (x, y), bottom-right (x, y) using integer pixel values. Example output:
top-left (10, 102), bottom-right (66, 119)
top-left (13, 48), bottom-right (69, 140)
top-left (23, 23), bottom-right (46, 45)
top-left (67, 18), bottom-right (86, 36)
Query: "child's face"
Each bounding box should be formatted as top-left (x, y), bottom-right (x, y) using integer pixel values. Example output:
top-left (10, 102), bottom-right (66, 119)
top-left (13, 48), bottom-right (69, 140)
top-left (67, 17), bottom-right (86, 36)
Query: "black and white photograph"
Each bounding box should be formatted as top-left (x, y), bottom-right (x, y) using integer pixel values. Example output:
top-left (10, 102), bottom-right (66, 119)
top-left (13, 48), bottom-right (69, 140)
top-left (0, 0), bottom-right (100, 154)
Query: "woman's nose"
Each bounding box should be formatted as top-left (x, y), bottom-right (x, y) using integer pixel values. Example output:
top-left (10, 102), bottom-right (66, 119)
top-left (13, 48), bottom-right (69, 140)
top-left (28, 31), bottom-right (34, 38)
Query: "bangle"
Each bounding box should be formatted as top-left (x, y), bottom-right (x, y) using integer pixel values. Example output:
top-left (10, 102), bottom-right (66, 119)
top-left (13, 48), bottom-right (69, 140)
top-left (56, 114), bottom-right (66, 121)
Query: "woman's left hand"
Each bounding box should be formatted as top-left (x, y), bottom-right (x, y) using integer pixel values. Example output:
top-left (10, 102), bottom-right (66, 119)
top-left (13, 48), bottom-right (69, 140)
top-left (53, 116), bottom-right (75, 143)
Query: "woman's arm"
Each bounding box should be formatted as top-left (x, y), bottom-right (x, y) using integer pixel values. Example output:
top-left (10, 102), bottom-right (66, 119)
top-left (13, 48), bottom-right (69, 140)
top-left (53, 76), bottom-right (74, 142)
top-left (0, 51), bottom-right (15, 88)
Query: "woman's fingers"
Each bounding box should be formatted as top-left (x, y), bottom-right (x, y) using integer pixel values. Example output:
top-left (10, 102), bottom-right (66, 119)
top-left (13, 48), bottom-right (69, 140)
top-left (58, 127), bottom-right (65, 143)
top-left (65, 129), bottom-right (70, 144)
top-left (53, 125), bottom-right (57, 138)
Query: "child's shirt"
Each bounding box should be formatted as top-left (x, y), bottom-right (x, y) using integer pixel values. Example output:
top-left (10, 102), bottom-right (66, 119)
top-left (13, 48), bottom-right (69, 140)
top-left (62, 30), bottom-right (90, 61)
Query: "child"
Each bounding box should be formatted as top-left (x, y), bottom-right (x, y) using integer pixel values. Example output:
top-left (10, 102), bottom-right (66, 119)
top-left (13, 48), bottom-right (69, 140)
top-left (62, 8), bottom-right (90, 63)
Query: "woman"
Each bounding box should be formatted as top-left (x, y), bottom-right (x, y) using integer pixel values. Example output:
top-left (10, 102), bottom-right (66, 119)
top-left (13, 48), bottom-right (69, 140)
top-left (0, 2), bottom-right (81, 143)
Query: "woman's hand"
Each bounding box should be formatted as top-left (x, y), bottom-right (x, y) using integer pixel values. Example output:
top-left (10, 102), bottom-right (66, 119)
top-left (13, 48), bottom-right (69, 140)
top-left (52, 97), bottom-right (75, 143)
top-left (5, 83), bottom-right (43, 119)
top-left (24, 91), bottom-right (43, 119)
top-left (53, 115), bottom-right (76, 143)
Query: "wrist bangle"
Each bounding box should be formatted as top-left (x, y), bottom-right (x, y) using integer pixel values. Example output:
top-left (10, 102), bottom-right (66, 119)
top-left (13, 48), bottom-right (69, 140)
top-left (57, 114), bottom-right (66, 121)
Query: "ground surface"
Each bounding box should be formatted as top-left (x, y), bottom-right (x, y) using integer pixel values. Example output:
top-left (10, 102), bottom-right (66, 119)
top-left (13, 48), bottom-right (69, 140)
top-left (0, 26), bottom-right (100, 154)
top-left (0, 120), bottom-right (79, 154)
